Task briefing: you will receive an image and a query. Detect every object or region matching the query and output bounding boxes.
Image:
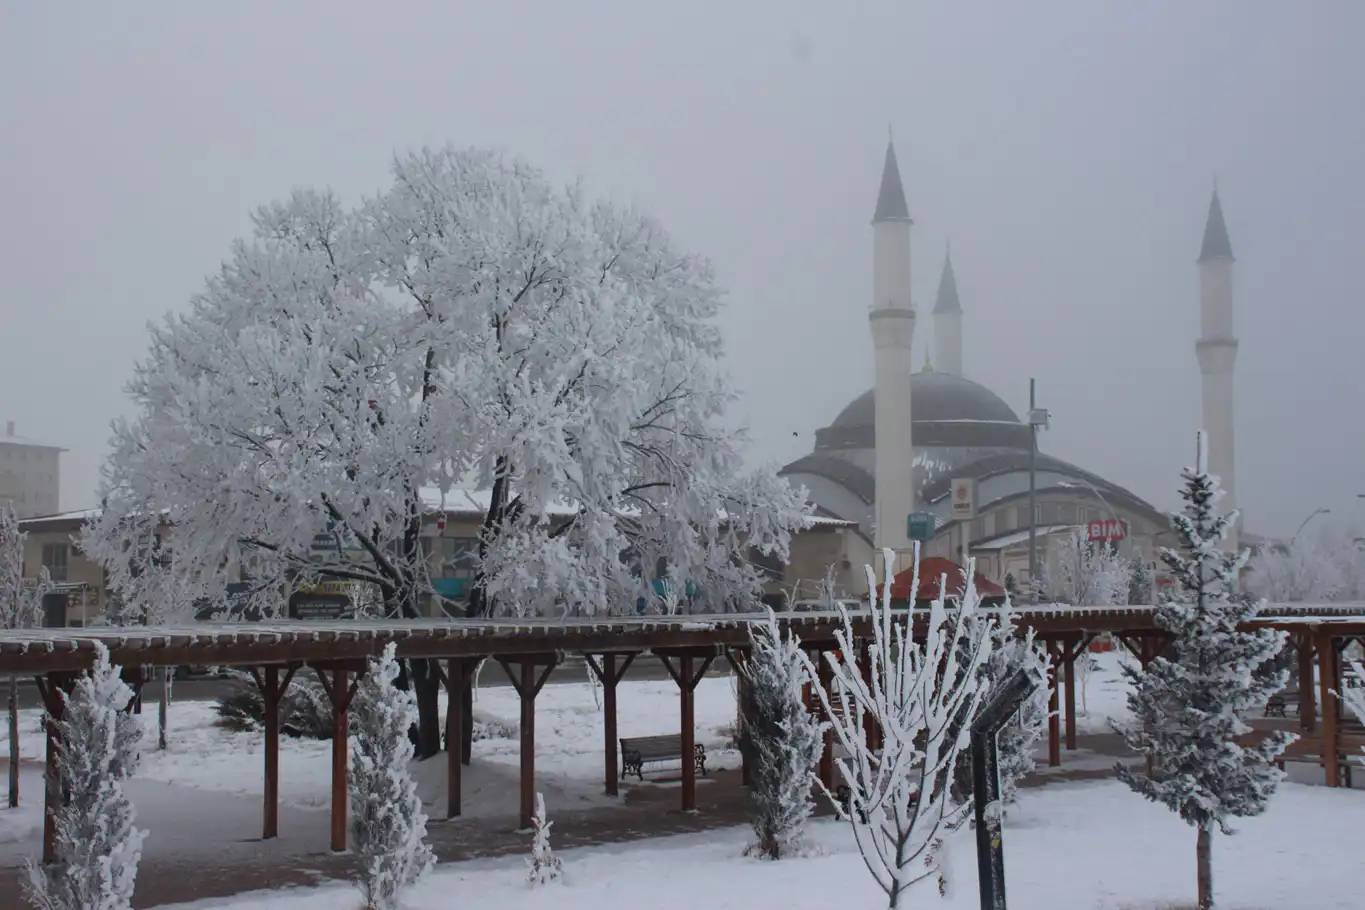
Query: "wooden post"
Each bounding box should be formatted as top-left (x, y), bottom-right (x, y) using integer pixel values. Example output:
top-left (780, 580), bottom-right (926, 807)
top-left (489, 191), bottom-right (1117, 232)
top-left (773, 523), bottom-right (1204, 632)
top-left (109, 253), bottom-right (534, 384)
top-left (443, 658), bottom-right (477, 819)
top-left (1316, 629), bottom-right (1340, 787)
top-left (253, 664), bottom-right (297, 840)
top-left (818, 650), bottom-right (834, 788)
top-left (1047, 640), bottom-right (1061, 767)
top-left (263, 667), bottom-right (281, 840)
top-left (312, 664), bottom-right (362, 851)
top-left (497, 656), bottom-right (558, 830)
top-left (585, 653), bottom-right (635, 797)
top-left (1296, 634), bottom-right (1316, 734)
top-left (680, 653), bottom-right (697, 811)
top-left (657, 649), bottom-right (715, 814)
top-left (35, 674), bottom-right (70, 866)
top-left (330, 668), bottom-right (350, 851)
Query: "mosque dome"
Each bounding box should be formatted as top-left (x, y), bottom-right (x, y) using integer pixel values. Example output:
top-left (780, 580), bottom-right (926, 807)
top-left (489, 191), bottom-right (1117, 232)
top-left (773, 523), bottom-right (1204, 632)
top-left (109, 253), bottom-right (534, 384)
top-left (814, 371), bottom-right (1031, 451)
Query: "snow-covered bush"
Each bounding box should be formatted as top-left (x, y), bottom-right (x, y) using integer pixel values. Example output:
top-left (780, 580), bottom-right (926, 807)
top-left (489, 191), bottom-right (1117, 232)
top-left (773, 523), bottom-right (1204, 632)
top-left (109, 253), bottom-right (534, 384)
top-left (1047, 531), bottom-right (1127, 605)
top-left (24, 643), bottom-right (146, 910)
top-left (802, 546), bottom-right (996, 908)
top-left (950, 617), bottom-right (1049, 809)
top-left (349, 644), bottom-right (433, 910)
top-left (1127, 555), bottom-right (1153, 605)
top-left (526, 792), bottom-right (563, 886)
top-left (738, 609), bottom-right (824, 859)
top-left (212, 670), bottom-right (334, 739)
top-left (1114, 434), bottom-right (1295, 910)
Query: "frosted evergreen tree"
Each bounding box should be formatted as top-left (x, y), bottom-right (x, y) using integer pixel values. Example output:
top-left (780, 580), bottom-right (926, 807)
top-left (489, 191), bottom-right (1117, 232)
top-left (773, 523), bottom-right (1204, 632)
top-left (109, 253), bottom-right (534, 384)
top-left (1, 503), bottom-right (52, 808)
top-left (1113, 432), bottom-right (1295, 910)
top-left (24, 643), bottom-right (146, 910)
top-left (1339, 661), bottom-right (1365, 762)
top-left (525, 792), bottom-right (563, 885)
top-left (801, 547), bottom-right (996, 909)
top-left (349, 644), bottom-right (433, 910)
top-left (738, 609), bottom-right (824, 859)
top-left (1127, 554), bottom-right (1153, 605)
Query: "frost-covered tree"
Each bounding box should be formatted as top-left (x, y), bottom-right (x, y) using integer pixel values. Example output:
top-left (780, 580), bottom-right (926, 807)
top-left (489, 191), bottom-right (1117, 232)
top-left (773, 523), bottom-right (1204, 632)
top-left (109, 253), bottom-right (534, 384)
top-left (24, 643), bottom-right (146, 910)
top-left (738, 609), bottom-right (824, 859)
top-left (349, 643), bottom-right (433, 910)
top-left (802, 547), bottom-right (996, 909)
top-left (1127, 554), bottom-right (1153, 605)
top-left (1113, 434), bottom-right (1295, 910)
top-left (1244, 527), bottom-right (1349, 603)
top-left (1047, 531), bottom-right (1127, 605)
top-left (525, 792), bottom-right (563, 886)
top-left (1339, 661), bottom-right (1365, 762)
top-left (950, 616), bottom-right (1049, 809)
top-left (1, 503), bottom-right (52, 807)
top-left (81, 146), bottom-right (809, 759)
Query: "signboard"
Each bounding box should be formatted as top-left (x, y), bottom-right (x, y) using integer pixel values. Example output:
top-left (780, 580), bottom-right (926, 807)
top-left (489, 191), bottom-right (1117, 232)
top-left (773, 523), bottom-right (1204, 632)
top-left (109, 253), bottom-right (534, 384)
top-left (950, 478), bottom-right (977, 520)
top-left (1086, 518), bottom-right (1127, 542)
top-left (288, 593), bottom-right (350, 620)
top-left (907, 512), bottom-right (935, 541)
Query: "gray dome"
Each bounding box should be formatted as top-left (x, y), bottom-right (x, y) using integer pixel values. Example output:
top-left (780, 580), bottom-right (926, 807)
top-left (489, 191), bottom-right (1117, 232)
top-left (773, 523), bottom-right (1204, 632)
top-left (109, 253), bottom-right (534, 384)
top-left (833, 371), bottom-right (1020, 426)
top-left (814, 372), bottom-right (1029, 450)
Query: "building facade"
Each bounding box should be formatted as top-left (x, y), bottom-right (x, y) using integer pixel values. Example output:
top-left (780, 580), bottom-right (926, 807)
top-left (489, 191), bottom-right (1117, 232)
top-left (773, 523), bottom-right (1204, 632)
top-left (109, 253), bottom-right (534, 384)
top-left (0, 422), bottom-right (64, 519)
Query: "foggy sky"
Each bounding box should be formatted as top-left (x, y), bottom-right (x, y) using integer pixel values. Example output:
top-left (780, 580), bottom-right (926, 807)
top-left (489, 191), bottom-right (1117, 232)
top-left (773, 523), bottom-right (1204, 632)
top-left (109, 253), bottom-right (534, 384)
top-left (3, 0), bottom-right (1363, 538)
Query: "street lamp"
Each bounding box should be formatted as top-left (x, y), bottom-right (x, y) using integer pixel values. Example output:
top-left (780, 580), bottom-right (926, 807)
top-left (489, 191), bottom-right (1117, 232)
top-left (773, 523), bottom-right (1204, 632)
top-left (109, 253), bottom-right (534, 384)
top-left (1026, 378), bottom-right (1050, 600)
top-left (1291, 507), bottom-right (1331, 544)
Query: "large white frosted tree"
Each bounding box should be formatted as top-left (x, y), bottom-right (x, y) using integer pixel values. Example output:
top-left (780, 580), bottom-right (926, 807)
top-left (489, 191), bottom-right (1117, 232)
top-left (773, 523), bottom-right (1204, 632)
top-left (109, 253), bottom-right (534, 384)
top-left (738, 609), bottom-right (824, 859)
top-left (349, 643), bottom-right (433, 910)
top-left (1, 503), bottom-right (52, 807)
top-left (802, 548), bottom-right (996, 909)
top-left (1114, 434), bottom-right (1295, 910)
top-left (1046, 529), bottom-right (1128, 606)
top-left (81, 146), bottom-right (809, 758)
top-left (24, 643), bottom-right (146, 910)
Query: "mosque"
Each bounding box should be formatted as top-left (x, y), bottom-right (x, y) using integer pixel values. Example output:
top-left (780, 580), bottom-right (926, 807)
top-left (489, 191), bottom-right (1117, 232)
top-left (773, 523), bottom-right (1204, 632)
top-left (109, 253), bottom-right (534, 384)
top-left (776, 139), bottom-right (1241, 599)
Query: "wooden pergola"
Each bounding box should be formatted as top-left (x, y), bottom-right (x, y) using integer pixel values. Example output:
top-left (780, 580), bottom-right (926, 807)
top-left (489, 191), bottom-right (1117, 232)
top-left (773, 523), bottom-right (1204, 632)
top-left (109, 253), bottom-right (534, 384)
top-left (5, 602), bottom-right (1362, 864)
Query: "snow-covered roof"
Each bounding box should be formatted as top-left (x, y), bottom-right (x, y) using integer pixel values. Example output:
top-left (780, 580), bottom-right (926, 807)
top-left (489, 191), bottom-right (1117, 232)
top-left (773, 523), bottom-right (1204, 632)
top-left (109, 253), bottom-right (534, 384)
top-left (969, 525), bottom-right (1076, 552)
top-left (17, 508), bottom-right (103, 528)
top-left (0, 431), bottom-right (66, 451)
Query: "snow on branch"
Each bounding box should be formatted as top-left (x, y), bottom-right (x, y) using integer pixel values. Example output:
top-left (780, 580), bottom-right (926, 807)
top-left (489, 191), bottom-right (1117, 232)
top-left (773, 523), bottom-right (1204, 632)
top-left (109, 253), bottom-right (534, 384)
top-left (526, 792), bottom-right (563, 886)
top-left (800, 546), bottom-right (996, 908)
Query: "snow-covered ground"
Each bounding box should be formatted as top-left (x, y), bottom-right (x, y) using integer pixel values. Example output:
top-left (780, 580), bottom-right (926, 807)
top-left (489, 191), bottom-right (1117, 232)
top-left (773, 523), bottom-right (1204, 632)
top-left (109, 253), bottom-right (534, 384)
top-left (160, 779), bottom-right (1365, 910)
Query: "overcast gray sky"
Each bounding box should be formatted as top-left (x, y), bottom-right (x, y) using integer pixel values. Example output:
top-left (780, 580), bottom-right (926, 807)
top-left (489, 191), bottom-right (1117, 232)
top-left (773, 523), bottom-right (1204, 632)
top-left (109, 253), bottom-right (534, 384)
top-left (3, 0), bottom-right (1362, 537)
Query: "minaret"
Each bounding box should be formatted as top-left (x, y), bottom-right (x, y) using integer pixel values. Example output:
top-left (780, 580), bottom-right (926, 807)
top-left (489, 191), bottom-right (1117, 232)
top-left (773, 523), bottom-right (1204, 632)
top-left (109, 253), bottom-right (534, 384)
top-left (933, 246), bottom-right (963, 376)
top-left (870, 138), bottom-right (917, 553)
top-left (1195, 187), bottom-right (1239, 550)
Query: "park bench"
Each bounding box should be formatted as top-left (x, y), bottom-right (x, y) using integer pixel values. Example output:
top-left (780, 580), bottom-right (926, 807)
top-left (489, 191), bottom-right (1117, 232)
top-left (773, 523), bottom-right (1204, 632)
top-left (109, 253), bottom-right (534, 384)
top-left (620, 734), bottom-right (707, 781)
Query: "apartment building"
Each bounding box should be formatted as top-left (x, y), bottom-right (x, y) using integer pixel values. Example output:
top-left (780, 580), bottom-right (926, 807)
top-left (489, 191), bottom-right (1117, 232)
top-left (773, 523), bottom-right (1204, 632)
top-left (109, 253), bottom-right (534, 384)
top-left (0, 421), bottom-right (64, 518)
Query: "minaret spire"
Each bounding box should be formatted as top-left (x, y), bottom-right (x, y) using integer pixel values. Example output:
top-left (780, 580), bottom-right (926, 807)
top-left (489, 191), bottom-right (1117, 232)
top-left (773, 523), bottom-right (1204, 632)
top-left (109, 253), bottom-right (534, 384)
top-left (872, 138), bottom-right (911, 224)
top-left (1195, 185), bottom-right (1239, 550)
top-left (869, 135), bottom-right (917, 556)
top-left (932, 245), bottom-right (964, 377)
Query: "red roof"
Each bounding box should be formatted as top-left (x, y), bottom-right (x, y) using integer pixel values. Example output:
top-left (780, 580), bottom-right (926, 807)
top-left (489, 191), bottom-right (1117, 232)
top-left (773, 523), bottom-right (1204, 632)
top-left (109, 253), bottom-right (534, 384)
top-left (880, 557), bottom-right (1007, 602)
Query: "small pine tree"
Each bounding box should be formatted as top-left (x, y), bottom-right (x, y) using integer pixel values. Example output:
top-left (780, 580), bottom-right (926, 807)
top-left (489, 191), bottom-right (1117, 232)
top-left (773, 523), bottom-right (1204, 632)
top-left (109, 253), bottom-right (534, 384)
top-left (1127, 554), bottom-right (1153, 605)
top-left (526, 792), bottom-right (563, 885)
top-left (1339, 661), bottom-right (1365, 762)
top-left (1114, 433), bottom-right (1295, 910)
top-left (24, 643), bottom-right (146, 910)
top-left (349, 644), bottom-right (434, 910)
top-left (738, 609), bottom-right (825, 859)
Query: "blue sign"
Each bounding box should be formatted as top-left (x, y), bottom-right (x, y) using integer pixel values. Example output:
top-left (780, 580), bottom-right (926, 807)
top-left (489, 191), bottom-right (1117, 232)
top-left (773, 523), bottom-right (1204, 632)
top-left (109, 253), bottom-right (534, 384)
top-left (907, 512), bottom-right (935, 541)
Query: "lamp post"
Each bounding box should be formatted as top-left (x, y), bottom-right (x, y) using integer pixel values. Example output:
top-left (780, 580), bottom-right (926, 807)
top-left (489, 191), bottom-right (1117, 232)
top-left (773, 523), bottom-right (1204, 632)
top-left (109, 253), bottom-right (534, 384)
top-left (1026, 379), bottom-right (1050, 601)
top-left (1291, 507), bottom-right (1330, 544)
